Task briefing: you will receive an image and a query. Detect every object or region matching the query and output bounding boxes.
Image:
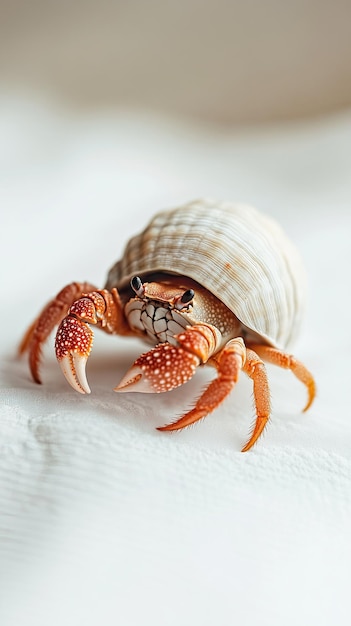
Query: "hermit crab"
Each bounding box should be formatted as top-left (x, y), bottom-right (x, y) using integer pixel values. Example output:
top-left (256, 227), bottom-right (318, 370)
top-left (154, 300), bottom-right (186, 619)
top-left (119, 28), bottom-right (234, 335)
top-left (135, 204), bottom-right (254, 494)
top-left (20, 199), bottom-right (315, 451)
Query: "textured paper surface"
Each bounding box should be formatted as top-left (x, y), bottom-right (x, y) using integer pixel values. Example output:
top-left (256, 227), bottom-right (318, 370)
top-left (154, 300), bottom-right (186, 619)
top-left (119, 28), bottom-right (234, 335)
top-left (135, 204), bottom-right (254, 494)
top-left (1, 95), bottom-right (350, 625)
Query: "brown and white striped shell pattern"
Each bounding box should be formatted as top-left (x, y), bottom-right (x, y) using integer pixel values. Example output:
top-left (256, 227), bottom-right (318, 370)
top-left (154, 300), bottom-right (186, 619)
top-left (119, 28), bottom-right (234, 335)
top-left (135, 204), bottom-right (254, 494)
top-left (105, 199), bottom-right (306, 349)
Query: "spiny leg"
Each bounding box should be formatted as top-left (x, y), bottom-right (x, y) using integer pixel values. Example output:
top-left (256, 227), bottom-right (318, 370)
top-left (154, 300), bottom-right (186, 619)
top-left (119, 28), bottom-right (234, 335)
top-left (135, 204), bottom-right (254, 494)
top-left (157, 337), bottom-right (247, 432)
top-left (241, 348), bottom-right (271, 452)
top-left (19, 282), bottom-right (97, 383)
top-left (249, 344), bottom-right (316, 412)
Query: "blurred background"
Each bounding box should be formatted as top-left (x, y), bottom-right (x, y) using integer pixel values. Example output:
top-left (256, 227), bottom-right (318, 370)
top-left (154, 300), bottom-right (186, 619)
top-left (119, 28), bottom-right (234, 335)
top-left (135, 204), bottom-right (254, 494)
top-left (1, 4), bottom-right (351, 626)
top-left (1, 0), bottom-right (351, 124)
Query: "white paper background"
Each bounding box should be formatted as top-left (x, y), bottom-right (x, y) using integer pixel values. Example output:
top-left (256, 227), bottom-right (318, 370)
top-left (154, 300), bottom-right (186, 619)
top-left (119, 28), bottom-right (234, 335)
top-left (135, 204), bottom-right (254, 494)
top-left (0, 93), bottom-right (350, 625)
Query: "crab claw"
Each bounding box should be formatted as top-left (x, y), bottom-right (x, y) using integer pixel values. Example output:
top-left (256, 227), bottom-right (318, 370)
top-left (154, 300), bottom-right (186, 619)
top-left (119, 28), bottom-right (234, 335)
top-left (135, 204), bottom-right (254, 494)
top-left (115, 343), bottom-right (200, 394)
top-left (55, 316), bottom-right (93, 394)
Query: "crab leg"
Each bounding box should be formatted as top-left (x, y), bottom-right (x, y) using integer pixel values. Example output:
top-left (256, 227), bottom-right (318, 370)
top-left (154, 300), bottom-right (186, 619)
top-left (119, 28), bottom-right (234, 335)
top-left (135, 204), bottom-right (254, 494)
top-left (156, 337), bottom-right (247, 432)
top-left (248, 344), bottom-right (316, 412)
top-left (116, 330), bottom-right (247, 434)
top-left (55, 288), bottom-right (129, 393)
top-left (19, 282), bottom-right (98, 383)
top-left (241, 348), bottom-right (271, 452)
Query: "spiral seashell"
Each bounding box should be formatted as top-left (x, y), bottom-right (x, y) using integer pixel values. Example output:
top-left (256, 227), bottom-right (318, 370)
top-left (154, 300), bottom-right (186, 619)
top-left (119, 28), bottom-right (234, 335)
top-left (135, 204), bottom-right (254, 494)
top-left (106, 198), bottom-right (306, 348)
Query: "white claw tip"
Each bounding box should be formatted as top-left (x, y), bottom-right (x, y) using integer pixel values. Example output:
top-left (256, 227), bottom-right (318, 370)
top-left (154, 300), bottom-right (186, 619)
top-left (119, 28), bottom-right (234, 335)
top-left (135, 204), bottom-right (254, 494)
top-left (114, 366), bottom-right (154, 393)
top-left (59, 354), bottom-right (91, 394)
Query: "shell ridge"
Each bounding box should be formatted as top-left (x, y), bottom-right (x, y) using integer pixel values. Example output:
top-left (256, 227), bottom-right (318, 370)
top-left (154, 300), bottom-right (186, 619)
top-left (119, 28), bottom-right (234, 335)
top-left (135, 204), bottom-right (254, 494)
top-left (105, 199), bottom-right (306, 348)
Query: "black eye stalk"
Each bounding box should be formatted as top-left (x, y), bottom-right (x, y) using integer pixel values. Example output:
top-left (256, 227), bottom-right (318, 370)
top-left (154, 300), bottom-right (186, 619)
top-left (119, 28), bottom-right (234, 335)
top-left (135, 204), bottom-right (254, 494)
top-left (175, 288), bottom-right (195, 310)
top-left (181, 289), bottom-right (195, 304)
top-left (131, 276), bottom-right (145, 297)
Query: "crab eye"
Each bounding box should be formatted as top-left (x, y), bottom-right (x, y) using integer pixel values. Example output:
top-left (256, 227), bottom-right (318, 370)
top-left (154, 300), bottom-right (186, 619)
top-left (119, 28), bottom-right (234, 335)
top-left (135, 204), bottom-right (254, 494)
top-left (175, 289), bottom-right (194, 310)
top-left (131, 276), bottom-right (144, 297)
top-left (181, 289), bottom-right (195, 304)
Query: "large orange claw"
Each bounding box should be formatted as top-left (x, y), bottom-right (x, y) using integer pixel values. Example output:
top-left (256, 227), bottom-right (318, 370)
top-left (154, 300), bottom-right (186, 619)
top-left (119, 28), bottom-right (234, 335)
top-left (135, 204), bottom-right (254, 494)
top-left (115, 342), bottom-right (200, 393)
top-left (115, 324), bottom-right (218, 394)
top-left (54, 289), bottom-right (127, 394)
top-left (55, 316), bottom-right (94, 394)
top-left (19, 282), bottom-right (98, 384)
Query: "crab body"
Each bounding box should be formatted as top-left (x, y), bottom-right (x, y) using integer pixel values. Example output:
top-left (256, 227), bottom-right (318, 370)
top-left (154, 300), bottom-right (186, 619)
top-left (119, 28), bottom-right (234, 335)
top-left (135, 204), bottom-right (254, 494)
top-left (20, 199), bottom-right (316, 451)
top-left (123, 276), bottom-right (241, 348)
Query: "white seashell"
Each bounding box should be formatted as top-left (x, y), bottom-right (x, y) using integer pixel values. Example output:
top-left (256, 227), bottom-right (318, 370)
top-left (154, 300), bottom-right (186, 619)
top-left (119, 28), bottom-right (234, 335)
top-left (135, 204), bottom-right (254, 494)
top-left (106, 199), bottom-right (307, 349)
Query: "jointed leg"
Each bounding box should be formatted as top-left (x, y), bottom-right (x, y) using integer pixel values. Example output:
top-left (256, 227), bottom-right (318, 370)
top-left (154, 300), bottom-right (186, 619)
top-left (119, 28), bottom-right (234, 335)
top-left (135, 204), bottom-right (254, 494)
top-left (249, 344), bottom-right (316, 412)
top-left (242, 349), bottom-right (271, 452)
top-left (156, 337), bottom-right (247, 432)
top-left (19, 282), bottom-right (97, 383)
